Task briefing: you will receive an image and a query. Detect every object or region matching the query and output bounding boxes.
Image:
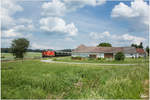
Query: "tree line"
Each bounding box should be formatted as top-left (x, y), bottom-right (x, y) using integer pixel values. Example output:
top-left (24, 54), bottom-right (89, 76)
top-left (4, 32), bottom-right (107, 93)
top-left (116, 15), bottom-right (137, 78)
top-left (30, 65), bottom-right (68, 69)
top-left (1, 48), bottom-right (43, 53)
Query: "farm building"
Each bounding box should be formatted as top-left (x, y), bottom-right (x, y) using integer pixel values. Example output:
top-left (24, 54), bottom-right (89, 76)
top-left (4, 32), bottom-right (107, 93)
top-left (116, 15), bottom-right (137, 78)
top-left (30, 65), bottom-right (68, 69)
top-left (72, 44), bottom-right (146, 58)
top-left (136, 48), bottom-right (146, 57)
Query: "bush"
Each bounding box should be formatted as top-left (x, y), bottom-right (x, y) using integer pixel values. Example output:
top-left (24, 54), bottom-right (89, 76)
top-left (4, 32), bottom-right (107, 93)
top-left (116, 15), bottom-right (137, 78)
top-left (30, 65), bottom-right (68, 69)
top-left (97, 58), bottom-right (104, 60)
top-left (72, 56), bottom-right (82, 60)
top-left (1, 56), bottom-right (5, 58)
top-left (97, 58), bottom-right (101, 60)
top-left (115, 52), bottom-right (125, 61)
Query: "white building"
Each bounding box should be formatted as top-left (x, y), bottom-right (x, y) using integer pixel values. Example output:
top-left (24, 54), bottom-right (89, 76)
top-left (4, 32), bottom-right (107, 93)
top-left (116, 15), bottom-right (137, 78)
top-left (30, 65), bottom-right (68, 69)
top-left (72, 44), bottom-right (146, 58)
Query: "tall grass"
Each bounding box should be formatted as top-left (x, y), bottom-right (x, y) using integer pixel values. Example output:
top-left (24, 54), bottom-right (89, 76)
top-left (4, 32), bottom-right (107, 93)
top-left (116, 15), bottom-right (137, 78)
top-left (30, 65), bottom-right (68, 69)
top-left (1, 60), bottom-right (149, 99)
top-left (53, 56), bottom-right (148, 64)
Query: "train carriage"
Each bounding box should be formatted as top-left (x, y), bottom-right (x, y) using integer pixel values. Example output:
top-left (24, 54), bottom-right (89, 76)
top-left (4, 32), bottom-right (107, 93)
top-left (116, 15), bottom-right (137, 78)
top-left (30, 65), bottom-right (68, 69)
top-left (42, 50), bottom-right (71, 57)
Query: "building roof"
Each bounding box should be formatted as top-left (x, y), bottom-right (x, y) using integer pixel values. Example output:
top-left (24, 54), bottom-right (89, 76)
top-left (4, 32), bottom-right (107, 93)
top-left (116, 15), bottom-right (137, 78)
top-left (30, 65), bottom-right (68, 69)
top-left (72, 44), bottom-right (137, 54)
top-left (136, 48), bottom-right (145, 54)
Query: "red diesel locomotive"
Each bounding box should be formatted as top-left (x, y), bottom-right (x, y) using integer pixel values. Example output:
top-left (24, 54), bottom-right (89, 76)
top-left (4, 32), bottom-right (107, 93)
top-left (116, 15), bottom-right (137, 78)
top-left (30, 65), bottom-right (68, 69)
top-left (42, 50), bottom-right (55, 57)
top-left (42, 50), bottom-right (71, 57)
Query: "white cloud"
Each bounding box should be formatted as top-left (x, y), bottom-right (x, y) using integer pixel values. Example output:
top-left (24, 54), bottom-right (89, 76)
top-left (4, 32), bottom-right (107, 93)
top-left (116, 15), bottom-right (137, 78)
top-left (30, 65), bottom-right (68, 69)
top-left (1, 0), bottom-right (23, 29)
top-left (64, 0), bottom-right (106, 11)
top-left (31, 43), bottom-right (53, 49)
top-left (17, 18), bottom-right (33, 25)
top-left (40, 0), bottom-right (106, 37)
top-left (2, 29), bottom-right (23, 38)
top-left (41, 0), bottom-right (106, 16)
top-left (64, 37), bottom-right (74, 42)
top-left (1, 0), bottom-right (36, 48)
top-left (89, 31), bottom-right (145, 45)
top-left (41, 0), bottom-right (66, 16)
top-left (2, 23), bottom-right (34, 38)
top-left (40, 17), bottom-right (78, 36)
top-left (121, 34), bottom-right (145, 45)
top-left (90, 31), bottom-right (110, 39)
top-left (1, 0), bottom-right (35, 33)
top-left (64, 0), bottom-right (106, 6)
top-left (1, 0), bottom-right (23, 15)
top-left (111, 0), bottom-right (149, 25)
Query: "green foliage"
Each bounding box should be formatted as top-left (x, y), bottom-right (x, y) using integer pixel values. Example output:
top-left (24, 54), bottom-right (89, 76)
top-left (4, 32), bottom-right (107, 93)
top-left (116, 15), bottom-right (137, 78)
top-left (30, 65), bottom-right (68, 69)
top-left (97, 42), bottom-right (112, 47)
top-left (1, 48), bottom-right (12, 53)
top-left (131, 42), bottom-right (143, 49)
top-left (97, 58), bottom-right (105, 60)
top-left (11, 38), bottom-right (30, 59)
top-left (146, 46), bottom-right (149, 56)
top-left (97, 58), bottom-right (102, 60)
top-left (1, 56), bottom-right (5, 58)
top-left (115, 52), bottom-right (125, 61)
top-left (1, 59), bottom-right (149, 99)
top-left (131, 44), bottom-right (138, 48)
top-left (138, 42), bottom-right (143, 49)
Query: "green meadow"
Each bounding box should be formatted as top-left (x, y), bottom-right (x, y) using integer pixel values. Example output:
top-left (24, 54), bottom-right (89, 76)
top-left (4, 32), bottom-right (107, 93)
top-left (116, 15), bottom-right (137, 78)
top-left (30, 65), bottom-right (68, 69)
top-left (1, 52), bottom-right (42, 61)
top-left (53, 56), bottom-right (148, 64)
top-left (1, 54), bottom-right (149, 99)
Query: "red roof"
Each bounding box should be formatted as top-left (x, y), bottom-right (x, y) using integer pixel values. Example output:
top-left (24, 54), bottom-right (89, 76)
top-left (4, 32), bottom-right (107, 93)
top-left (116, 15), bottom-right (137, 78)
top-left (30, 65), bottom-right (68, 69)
top-left (73, 44), bottom-right (137, 54)
top-left (136, 48), bottom-right (145, 54)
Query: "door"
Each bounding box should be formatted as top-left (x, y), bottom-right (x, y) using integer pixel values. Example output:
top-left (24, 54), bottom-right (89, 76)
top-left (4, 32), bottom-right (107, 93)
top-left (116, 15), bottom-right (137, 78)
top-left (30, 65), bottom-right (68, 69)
top-left (104, 53), bottom-right (113, 58)
top-left (89, 54), bottom-right (97, 58)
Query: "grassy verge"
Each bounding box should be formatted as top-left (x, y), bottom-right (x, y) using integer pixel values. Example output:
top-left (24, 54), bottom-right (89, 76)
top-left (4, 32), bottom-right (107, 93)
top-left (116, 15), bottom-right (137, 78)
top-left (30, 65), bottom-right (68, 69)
top-left (52, 56), bottom-right (148, 64)
top-left (1, 59), bottom-right (149, 99)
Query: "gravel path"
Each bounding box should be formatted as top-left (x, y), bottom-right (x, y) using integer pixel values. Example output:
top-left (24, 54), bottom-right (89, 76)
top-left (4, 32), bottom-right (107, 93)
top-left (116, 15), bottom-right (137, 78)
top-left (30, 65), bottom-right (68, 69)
top-left (41, 59), bottom-right (137, 66)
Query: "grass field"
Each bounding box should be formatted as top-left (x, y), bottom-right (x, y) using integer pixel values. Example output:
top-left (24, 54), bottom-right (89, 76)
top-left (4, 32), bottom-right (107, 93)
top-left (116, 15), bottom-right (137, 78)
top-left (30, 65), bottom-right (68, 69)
top-left (1, 52), bottom-right (42, 60)
top-left (1, 57), bottom-right (149, 99)
top-left (53, 56), bottom-right (148, 64)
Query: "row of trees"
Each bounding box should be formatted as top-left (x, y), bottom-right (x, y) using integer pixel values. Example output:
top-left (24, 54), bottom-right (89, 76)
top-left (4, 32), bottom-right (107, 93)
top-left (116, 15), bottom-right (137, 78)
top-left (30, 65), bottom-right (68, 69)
top-left (131, 42), bottom-right (143, 48)
top-left (1, 48), bottom-right (44, 53)
top-left (97, 42), bottom-right (145, 48)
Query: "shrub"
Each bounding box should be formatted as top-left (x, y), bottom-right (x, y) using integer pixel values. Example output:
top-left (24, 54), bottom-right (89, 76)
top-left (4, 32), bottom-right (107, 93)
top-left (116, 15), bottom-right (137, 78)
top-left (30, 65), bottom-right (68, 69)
top-left (1, 56), bottom-right (5, 58)
top-left (72, 56), bottom-right (82, 60)
top-left (97, 58), bottom-right (105, 60)
top-left (115, 52), bottom-right (125, 61)
top-left (97, 58), bottom-right (101, 60)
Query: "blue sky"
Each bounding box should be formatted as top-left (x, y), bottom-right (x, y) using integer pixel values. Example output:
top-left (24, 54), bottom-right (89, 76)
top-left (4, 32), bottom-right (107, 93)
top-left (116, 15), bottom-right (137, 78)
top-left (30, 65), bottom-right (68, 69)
top-left (1, 0), bottom-right (149, 50)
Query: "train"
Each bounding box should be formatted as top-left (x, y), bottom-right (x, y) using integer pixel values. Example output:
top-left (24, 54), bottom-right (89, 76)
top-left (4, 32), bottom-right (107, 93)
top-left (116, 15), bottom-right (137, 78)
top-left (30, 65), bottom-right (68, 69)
top-left (42, 50), bottom-right (71, 57)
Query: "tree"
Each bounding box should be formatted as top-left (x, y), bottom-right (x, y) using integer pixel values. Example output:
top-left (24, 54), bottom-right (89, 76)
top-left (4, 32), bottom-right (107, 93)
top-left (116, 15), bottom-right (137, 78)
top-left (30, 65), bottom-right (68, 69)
top-left (146, 46), bottom-right (149, 56)
top-left (131, 42), bottom-right (143, 48)
top-left (138, 42), bottom-right (143, 48)
top-left (11, 38), bottom-right (30, 59)
top-left (131, 44), bottom-right (138, 48)
top-left (97, 42), bottom-right (112, 47)
top-left (115, 52), bottom-right (125, 61)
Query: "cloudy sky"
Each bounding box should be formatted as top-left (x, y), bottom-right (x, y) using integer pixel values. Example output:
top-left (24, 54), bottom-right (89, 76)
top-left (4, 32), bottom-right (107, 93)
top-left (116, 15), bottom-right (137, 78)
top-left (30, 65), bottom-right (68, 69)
top-left (1, 0), bottom-right (149, 50)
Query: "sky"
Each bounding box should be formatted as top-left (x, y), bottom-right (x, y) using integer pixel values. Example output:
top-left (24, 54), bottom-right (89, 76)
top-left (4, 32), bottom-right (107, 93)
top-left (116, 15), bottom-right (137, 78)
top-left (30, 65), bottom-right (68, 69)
top-left (1, 0), bottom-right (149, 50)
